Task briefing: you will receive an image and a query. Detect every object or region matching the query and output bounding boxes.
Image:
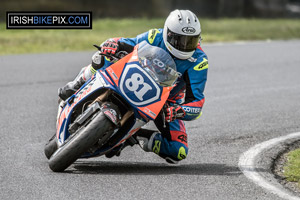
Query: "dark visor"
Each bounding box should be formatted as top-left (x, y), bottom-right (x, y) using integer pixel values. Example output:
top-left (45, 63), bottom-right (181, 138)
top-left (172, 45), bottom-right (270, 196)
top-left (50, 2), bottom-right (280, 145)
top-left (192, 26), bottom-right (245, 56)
top-left (167, 28), bottom-right (200, 52)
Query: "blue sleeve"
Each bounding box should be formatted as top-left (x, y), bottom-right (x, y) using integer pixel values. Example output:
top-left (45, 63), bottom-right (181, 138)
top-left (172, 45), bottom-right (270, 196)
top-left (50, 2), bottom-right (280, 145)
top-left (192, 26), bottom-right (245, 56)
top-left (119, 28), bottom-right (162, 46)
top-left (119, 31), bottom-right (149, 46)
top-left (181, 56), bottom-right (208, 121)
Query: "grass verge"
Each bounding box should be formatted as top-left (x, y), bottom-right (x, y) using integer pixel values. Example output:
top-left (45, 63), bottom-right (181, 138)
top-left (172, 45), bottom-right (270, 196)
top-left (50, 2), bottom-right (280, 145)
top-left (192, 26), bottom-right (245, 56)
top-left (1, 18), bottom-right (300, 55)
top-left (283, 148), bottom-right (300, 186)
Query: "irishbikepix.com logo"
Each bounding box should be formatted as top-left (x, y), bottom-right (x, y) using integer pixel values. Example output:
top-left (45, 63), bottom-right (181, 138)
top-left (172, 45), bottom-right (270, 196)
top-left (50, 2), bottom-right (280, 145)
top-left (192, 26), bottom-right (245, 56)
top-left (6, 12), bottom-right (92, 29)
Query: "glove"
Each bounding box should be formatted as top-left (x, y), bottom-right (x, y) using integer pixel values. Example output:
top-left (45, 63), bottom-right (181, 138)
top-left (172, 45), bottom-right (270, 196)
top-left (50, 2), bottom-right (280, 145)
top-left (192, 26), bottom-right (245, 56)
top-left (164, 104), bottom-right (186, 122)
top-left (101, 40), bottom-right (119, 55)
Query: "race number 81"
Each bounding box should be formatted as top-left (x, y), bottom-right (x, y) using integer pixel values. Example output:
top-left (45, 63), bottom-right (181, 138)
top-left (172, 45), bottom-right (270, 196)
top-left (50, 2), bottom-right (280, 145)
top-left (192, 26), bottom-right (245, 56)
top-left (125, 73), bottom-right (152, 101)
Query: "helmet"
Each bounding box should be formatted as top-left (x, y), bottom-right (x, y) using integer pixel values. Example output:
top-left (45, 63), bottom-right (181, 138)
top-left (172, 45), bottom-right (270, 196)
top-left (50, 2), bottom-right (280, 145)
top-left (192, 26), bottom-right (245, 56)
top-left (163, 10), bottom-right (201, 60)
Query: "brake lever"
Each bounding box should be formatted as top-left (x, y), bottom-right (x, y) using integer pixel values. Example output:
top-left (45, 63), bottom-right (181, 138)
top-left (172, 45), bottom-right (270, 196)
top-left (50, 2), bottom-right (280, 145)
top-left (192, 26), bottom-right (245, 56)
top-left (93, 44), bottom-right (102, 51)
top-left (93, 44), bottom-right (119, 62)
top-left (99, 53), bottom-right (118, 61)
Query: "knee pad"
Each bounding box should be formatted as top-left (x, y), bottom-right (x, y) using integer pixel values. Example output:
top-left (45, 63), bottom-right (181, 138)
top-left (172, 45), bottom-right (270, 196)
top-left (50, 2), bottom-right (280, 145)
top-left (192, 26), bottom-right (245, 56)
top-left (154, 134), bottom-right (189, 161)
top-left (177, 145), bottom-right (188, 160)
top-left (163, 144), bottom-right (188, 164)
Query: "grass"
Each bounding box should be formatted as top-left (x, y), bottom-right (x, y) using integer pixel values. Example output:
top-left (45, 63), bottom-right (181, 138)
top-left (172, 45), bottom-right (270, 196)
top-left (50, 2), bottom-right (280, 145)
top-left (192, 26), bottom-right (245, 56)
top-left (1, 18), bottom-right (300, 55)
top-left (283, 149), bottom-right (300, 185)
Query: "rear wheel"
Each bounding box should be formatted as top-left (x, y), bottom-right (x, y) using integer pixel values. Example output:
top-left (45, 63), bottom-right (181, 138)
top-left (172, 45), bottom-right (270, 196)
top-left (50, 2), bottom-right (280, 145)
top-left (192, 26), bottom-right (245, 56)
top-left (49, 111), bottom-right (114, 172)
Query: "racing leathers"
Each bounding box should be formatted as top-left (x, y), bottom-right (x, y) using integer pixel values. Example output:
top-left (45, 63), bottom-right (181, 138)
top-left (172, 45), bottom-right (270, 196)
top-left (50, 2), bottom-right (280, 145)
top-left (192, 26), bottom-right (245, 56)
top-left (59, 28), bottom-right (208, 163)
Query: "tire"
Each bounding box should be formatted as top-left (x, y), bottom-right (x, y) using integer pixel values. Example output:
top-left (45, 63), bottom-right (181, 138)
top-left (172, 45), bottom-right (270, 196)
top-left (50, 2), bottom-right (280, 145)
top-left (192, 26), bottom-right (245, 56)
top-left (44, 134), bottom-right (58, 159)
top-left (48, 111), bottom-right (114, 172)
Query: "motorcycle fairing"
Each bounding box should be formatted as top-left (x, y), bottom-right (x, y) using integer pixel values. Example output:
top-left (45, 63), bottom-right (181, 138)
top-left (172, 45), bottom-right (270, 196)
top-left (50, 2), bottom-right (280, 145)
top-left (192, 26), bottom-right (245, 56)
top-left (56, 72), bottom-right (113, 146)
top-left (105, 46), bottom-right (173, 120)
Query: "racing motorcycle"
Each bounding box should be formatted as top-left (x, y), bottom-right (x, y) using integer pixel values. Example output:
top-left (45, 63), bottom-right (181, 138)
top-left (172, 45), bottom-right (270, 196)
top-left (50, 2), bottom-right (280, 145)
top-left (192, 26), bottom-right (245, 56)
top-left (44, 41), bottom-right (179, 172)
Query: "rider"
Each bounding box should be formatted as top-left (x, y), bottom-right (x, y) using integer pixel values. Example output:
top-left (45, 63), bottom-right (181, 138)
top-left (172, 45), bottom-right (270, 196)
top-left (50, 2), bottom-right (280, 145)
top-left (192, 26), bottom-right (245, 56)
top-left (59, 9), bottom-right (208, 164)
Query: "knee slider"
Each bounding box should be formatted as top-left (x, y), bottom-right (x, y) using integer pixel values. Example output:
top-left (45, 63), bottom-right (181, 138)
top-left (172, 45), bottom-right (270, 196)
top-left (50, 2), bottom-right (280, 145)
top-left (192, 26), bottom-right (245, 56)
top-left (168, 142), bottom-right (188, 161)
top-left (152, 135), bottom-right (188, 161)
top-left (177, 145), bottom-right (188, 160)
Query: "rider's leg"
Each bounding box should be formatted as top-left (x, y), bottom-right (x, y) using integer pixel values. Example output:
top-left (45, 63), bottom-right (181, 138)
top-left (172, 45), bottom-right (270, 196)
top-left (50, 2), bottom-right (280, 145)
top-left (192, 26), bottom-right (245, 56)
top-left (58, 52), bottom-right (104, 100)
top-left (136, 113), bottom-right (188, 164)
top-left (58, 66), bottom-right (91, 100)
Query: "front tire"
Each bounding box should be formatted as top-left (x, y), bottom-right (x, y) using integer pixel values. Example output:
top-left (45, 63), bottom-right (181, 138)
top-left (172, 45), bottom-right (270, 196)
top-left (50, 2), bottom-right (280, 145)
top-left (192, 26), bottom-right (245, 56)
top-left (44, 134), bottom-right (58, 159)
top-left (49, 111), bottom-right (114, 172)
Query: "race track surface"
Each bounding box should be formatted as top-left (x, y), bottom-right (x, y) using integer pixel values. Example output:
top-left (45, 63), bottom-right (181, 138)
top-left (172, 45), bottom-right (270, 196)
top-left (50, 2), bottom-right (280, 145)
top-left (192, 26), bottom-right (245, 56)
top-left (1, 40), bottom-right (300, 200)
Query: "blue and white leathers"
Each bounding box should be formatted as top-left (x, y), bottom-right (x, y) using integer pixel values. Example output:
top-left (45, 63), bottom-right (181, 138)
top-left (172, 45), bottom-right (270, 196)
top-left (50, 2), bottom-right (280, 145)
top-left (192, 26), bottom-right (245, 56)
top-left (116, 28), bottom-right (208, 162)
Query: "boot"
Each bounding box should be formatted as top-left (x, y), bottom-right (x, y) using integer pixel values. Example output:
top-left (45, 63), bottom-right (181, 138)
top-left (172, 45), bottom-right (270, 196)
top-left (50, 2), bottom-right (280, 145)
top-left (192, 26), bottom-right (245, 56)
top-left (58, 66), bottom-right (91, 100)
top-left (105, 136), bottom-right (138, 158)
top-left (135, 129), bottom-right (159, 152)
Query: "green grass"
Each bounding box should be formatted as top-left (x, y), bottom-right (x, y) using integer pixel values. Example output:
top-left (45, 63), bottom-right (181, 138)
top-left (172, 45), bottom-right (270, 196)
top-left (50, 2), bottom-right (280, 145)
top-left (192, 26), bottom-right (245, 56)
top-left (1, 18), bottom-right (300, 55)
top-left (284, 149), bottom-right (300, 185)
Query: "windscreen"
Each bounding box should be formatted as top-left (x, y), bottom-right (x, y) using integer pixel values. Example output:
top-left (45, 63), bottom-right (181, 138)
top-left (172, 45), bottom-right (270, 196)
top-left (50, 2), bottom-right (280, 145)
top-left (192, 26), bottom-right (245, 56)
top-left (137, 41), bottom-right (178, 87)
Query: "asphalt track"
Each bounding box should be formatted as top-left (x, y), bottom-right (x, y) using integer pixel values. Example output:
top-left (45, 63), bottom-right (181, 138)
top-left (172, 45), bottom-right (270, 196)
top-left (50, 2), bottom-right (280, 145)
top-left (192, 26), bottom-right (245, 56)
top-left (0, 40), bottom-right (300, 200)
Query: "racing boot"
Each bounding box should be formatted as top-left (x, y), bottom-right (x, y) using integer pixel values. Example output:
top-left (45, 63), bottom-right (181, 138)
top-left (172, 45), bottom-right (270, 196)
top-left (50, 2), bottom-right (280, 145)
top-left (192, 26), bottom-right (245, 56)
top-left (135, 129), bottom-right (179, 164)
top-left (105, 136), bottom-right (138, 158)
top-left (135, 129), bottom-right (159, 152)
top-left (105, 143), bottom-right (125, 158)
top-left (58, 51), bottom-right (105, 101)
top-left (58, 66), bottom-right (89, 100)
top-left (105, 129), bottom-right (158, 158)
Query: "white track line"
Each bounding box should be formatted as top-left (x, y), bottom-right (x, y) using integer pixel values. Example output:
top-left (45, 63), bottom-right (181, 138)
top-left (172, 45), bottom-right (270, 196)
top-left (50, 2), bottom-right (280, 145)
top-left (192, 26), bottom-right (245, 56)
top-left (239, 132), bottom-right (300, 200)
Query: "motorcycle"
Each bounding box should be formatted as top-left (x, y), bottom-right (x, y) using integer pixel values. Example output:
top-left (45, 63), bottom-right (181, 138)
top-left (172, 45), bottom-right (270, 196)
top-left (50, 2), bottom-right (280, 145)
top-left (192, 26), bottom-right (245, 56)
top-left (44, 41), bottom-right (179, 172)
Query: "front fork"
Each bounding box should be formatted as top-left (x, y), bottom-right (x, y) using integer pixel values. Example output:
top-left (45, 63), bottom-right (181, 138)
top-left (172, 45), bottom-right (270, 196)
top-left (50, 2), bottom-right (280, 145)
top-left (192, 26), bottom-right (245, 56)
top-left (56, 99), bottom-right (65, 128)
top-left (92, 89), bottom-right (134, 127)
top-left (56, 89), bottom-right (133, 127)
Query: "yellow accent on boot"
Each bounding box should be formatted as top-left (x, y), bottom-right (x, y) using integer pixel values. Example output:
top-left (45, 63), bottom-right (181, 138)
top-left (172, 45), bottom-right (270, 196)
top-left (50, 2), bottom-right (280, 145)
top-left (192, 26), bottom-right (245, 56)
top-left (152, 140), bottom-right (161, 154)
top-left (177, 147), bottom-right (187, 160)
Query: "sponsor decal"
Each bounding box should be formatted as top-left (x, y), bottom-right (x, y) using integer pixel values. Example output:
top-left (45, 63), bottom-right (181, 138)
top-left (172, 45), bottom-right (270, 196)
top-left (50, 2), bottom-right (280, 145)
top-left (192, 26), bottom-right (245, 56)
top-left (6, 12), bottom-right (92, 29)
top-left (182, 27), bottom-right (196, 34)
top-left (153, 140), bottom-right (161, 154)
top-left (104, 110), bottom-right (117, 124)
top-left (178, 135), bottom-right (187, 143)
top-left (112, 71), bottom-right (118, 80)
top-left (107, 68), bottom-right (118, 81)
top-left (182, 107), bottom-right (201, 114)
top-left (193, 58), bottom-right (208, 71)
top-left (143, 107), bottom-right (156, 118)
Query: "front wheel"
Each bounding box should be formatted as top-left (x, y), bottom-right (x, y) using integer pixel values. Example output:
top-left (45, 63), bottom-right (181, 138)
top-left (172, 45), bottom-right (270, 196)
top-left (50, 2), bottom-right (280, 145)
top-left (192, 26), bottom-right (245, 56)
top-left (44, 134), bottom-right (58, 159)
top-left (49, 111), bottom-right (114, 172)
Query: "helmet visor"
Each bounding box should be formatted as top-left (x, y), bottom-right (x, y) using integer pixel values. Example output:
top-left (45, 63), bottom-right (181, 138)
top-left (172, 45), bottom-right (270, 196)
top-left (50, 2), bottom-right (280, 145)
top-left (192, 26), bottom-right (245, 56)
top-left (167, 28), bottom-right (200, 52)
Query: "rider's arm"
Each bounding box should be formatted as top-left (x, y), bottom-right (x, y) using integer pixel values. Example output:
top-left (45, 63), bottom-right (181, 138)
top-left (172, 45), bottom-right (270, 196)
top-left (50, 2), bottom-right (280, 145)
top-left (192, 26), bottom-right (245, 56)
top-left (180, 56), bottom-right (208, 121)
top-left (102, 29), bottom-right (162, 57)
top-left (118, 28), bottom-right (162, 47)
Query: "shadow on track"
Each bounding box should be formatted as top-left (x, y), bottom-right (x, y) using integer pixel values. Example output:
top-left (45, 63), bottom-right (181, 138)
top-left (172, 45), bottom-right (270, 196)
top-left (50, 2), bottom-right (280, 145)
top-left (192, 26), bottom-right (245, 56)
top-left (66, 161), bottom-right (247, 176)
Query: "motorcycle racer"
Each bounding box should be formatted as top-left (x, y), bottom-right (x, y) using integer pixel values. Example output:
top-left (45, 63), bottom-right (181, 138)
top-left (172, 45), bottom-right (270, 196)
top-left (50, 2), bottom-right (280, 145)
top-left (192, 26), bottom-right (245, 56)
top-left (59, 9), bottom-right (208, 164)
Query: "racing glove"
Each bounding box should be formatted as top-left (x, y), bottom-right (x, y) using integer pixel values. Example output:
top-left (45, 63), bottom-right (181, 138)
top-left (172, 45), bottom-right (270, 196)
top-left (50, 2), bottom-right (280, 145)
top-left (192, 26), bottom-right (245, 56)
top-left (164, 104), bottom-right (186, 122)
top-left (101, 40), bottom-right (119, 55)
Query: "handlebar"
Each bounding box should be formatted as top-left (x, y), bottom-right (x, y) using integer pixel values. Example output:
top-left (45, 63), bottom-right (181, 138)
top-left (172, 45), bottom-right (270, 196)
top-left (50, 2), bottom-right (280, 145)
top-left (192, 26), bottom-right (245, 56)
top-left (93, 44), bottom-right (127, 62)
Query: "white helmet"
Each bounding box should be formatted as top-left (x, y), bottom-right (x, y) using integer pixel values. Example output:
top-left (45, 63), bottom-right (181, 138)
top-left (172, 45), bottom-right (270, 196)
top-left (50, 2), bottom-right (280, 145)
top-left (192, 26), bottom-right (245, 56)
top-left (163, 10), bottom-right (201, 60)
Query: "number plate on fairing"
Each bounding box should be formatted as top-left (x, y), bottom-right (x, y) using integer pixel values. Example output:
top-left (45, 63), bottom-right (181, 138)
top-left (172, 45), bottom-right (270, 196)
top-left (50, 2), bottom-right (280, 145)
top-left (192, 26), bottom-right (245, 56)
top-left (119, 63), bottom-right (161, 106)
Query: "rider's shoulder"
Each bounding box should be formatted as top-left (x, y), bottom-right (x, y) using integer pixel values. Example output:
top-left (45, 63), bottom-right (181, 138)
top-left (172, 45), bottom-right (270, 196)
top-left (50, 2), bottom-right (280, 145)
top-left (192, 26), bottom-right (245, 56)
top-left (183, 46), bottom-right (208, 71)
top-left (146, 28), bottom-right (163, 45)
top-left (194, 43), bottom-right (207, 57)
